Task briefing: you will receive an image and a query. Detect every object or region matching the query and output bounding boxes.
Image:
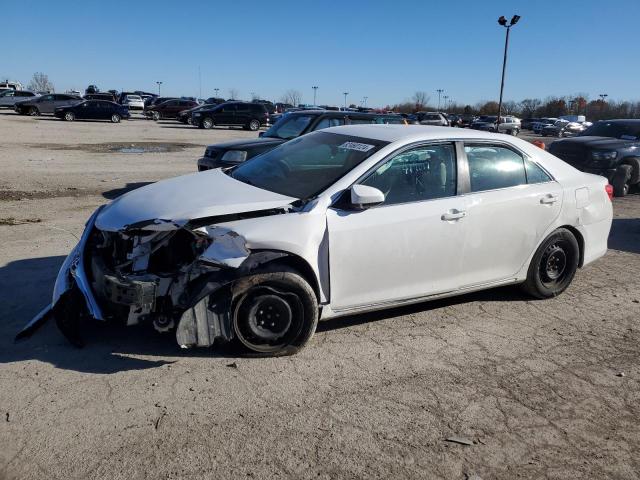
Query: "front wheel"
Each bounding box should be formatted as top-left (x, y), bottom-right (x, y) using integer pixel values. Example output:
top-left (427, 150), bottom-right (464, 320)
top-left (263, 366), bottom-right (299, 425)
top-left (522, 228), bottom-right (579, 299)
top-left (231, 270), bottom-right (318, 356)
top-left (64, 112), bottom-right (75, 121)
top-left (247, 119), bottom-right (260, 131)
top-left (612, 164), bottom-right (632, 197)
top-left (152, 111), bottom-right (160, 121)
top-left (511, 128), bottom-right (519, 136)
top-left (29, 107), bottom-right (40, 116)
top-left (202, 117), bottom-right (214, 129)
top-left (111, 113), bottom-right (121, 123)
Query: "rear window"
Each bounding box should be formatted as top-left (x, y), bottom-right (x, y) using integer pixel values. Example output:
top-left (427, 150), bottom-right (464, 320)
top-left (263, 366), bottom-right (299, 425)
top-left (581, 121), bottom-right (640, 140)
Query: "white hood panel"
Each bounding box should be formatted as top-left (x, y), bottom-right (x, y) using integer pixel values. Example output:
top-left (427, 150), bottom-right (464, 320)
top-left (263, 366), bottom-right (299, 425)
top-left (95, 169), bottom-right (296, 231)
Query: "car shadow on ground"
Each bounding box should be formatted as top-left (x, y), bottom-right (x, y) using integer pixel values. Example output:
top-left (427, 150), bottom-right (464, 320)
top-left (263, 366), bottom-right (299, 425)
top-left (1, 205), bottom-right (637, 374)
top-left (102, 182), bottom-right (154, 200)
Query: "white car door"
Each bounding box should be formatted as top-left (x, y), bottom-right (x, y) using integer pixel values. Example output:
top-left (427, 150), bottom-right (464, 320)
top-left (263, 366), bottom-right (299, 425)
top-left (458, 143), bottom-right (563, 287)
top-left (327, 142), bottom-right (468, 311)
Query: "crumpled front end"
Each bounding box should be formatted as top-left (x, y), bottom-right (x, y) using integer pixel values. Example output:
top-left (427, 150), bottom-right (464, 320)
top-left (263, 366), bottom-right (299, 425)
top-left (17, 207), bottom-right (288, 348)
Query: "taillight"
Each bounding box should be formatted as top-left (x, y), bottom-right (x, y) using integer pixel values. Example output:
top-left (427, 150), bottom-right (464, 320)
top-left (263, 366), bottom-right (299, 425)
top-left (605, 184), bottom-right (614, 201)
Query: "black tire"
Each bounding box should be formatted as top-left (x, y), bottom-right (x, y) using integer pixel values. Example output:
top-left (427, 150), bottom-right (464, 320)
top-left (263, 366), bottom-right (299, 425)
top-left (246, 119), bottom-right (260, 131)
top-left (622, 157), bottom-right (640, 185)
top-left (612, 164), bottom-right (632, 197)
top-left (152, 111), bottom-right (160, 121)
top-left (111, 113), bottom-right (121, 123)
top-left (231, 270), bottom-right (318, 356)
top-left (522, 228), bottom-right (579, 299)
top-left (29, 106), bottom-right (40, 116)
top-left (202, 117), bottom-right (214, 129)
top-left (64, 111), bottom-right (75, 121)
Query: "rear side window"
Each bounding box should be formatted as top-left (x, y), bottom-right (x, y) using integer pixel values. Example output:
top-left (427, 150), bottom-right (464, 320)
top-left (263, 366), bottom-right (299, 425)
top-left (525, 158), bottom-right (552, 184)
top-left (465, 144), bottom-right (526, 192)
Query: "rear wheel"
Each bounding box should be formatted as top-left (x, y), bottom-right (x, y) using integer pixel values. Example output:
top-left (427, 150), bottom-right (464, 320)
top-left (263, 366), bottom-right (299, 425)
top-left (612, 164), bottom-right (632, 197)
top-left (111, 113), bottom-right (121, 123)
top-left (202, 117), bottom-right (214, 129)
top-left (231, 270), bottom-right (318, 356)
top-left (29, 107), bottom-right (40, 116)
top-left (64, 112), bottom-right (75, 121)
top-left (522, 228), bottom-right (579, 299)
top-left (187, 117), bottom-right (193, 125)
top-left (152, 111), bottom-right (160, 121)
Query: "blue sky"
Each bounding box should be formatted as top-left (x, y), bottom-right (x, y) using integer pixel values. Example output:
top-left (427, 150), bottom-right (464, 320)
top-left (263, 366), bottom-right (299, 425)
top-left (3, 0), bottom-right (639, 107)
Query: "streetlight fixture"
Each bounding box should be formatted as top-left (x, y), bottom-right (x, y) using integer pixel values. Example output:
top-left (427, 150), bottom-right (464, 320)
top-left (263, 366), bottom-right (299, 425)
top-left (214, 88), bottom-right (219, 98)
top-left (156, 81), bottom-right (163, 95)
top-left (312, 86), bottom-right (318, 106)
top-left (436, 89), bottom-right (444, 111)
top-left (363, 96), bottom-right (368, 108)
top-left (599, 93), bottom-right (608, 102)
top-left (343, 92), bottom-right (349, 110)
top-left (496, 14), bottom-right (521, 128)
top-left (443, 95), bottom-right (449, 112)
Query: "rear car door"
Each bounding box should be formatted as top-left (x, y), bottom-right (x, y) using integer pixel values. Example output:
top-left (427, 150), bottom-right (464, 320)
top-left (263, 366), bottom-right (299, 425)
top-left (327, 142), bottom-right (468, 310)
top-left (458, 142), bottom-right (563, 287)
top-left (215, 104), bottom-right (236, 125)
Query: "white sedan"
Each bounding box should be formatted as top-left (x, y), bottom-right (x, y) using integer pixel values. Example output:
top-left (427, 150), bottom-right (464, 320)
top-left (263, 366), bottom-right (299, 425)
top-left (18, 125), bottom-right (613, 355)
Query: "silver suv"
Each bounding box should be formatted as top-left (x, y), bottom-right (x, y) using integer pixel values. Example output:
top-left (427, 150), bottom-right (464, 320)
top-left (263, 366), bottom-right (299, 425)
top-left (473, 116), bottom-right (521, 136)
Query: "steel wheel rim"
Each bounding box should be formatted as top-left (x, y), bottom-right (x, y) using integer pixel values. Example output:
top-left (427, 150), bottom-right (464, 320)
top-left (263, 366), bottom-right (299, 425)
top-left (540, 241), bottom-right (569, 286)
top-left (250, 120), bottom-right (259, 130)
top-left (65, 112), bottom-right (73, 121)
top-left (203, 118), bottom-right (213, 129)
top-left (112, 114), bottom-right (119, 123)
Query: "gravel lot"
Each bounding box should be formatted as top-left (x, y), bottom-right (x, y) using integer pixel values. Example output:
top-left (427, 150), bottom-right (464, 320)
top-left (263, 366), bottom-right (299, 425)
top-left (0, 112), bottom-right (639, 480)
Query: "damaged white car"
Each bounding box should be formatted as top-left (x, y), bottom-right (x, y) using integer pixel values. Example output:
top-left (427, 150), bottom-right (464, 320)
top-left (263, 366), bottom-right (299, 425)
top-left (18, 125), bottom-right (613, 355)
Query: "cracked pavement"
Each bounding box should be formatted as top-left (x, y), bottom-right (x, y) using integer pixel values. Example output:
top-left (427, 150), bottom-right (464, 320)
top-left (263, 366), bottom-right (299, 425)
top-left (0, 113), bottom-right (639, 479)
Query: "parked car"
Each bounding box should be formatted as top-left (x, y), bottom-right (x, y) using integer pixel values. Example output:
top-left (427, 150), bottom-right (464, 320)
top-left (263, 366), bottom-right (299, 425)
top-left (416, 112), bottom-right (449, 126)
top-left (14, 93), bottom-right (82, 115)
top-left (177, 104), bottom-right (210, 124)
top-left (122, 94), bottom-right (144, 110)
top-left (0, 80), bottom-right (23, 90)
top-left (143, 96), bottom-right (174, 108)
top-left (85, 85), bottom-right (99, 95)
top-left (203, 97), bottom-right (226, 105)
top-left (532, 118), bottom-right (558, 134)
top-left (53, 100), bottom-right (130, 123)
top-left (84, 92), bottom-right (117, 102)
top-left (197, 110), bottom-right (406, 171)
top-left (541, 120), bottom-right (586, 138)
top-left (472, 116), bottom-right (521, 136)
top-left (0, 90), bottom-right (38, 108)
top-left (18, 125), bottom-right (612, 356)
top-left (521, 118), bottom-right (542, 130)
top-left (192, 102), bottom-right (269, 130)
top-left (548, 119), bottom-right (640, 196)
top-left (145, 99), bottom-right (199, 120)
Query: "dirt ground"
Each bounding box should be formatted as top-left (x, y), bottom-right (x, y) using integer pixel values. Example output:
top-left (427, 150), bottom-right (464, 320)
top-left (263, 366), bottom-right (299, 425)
top-left (0, 112), bottom-right (639, 480)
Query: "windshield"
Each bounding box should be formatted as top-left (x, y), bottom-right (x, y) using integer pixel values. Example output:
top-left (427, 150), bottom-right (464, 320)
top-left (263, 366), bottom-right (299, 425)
top-left (263, 114), bottom-right (315, 140)
top-left (581, 121), bottom-right (640, 139)
top-left (231, 131), bottom-right (389, 199)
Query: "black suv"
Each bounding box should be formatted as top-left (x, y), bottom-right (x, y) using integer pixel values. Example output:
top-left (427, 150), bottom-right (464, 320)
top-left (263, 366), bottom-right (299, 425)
top-left (197, 110), bottom-right (406, 171)
top-left (192, 102), bottom-right (269, 131)
top-left (548, 119), bottom-right (640, 196)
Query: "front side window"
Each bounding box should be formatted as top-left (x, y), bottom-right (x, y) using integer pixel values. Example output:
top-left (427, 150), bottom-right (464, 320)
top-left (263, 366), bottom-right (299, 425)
top-left (314, 117), bottom-right (345, 130)
top-left (231, 131), bottom-right (389, 199)
top-left (221, 104), bottom-right (235, 113)
top-left (361, 144), bottom-right (457, 205)
top-left (465, 144), bottom-right (526, 192)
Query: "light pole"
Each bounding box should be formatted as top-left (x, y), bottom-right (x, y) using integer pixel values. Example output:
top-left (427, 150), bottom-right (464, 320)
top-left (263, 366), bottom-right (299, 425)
top-left (436, 89), bottom-right (444, 111)
top-left (214, 88), bottom-right (219, 98)
top-left (443, 95), bottom-right (449, 112)
top-left (496, 14), bottom-right (521, 128)
top-left (156, 81), bottom-right (162, 96)
top-left (312, 86), bottom-right (318, 106)
top-left (363, 96), bottom-right (368, 108)
top-left (599, 93), bottom-right (608, 102)
top-left (343, 92), bottom-right (349, 110)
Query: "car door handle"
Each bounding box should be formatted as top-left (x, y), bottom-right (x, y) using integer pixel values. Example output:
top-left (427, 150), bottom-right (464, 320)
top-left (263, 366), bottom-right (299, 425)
top-left (540, 194), bottom-right (558, 204)
top-left (441, 209), bottom-right (466, 221)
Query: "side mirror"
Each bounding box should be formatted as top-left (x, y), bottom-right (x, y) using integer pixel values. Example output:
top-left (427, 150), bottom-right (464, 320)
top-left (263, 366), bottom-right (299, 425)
top-left (258, 131), bottom-right (264, 137)
top-left (350, 184), bottom-right (385, 209)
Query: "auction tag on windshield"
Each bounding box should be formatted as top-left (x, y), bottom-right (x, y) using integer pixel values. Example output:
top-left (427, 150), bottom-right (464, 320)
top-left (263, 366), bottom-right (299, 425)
top-left (339, 141), bottom-right (376, 152)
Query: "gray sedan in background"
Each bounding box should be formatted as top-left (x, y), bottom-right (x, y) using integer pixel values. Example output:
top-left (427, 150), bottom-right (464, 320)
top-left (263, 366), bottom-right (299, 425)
top-left (0, 90), bottom-right (38, 108)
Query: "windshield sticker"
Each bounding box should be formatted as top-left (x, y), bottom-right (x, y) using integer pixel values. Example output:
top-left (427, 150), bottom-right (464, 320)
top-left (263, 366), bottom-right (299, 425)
top-left (338, 141), bottom-right (376, 152)
top-left (620, 135), bottom-right (637, 140)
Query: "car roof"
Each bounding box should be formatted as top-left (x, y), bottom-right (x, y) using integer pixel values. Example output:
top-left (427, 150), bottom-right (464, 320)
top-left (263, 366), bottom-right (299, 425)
top-left (321, 124), bottom-right (515, 143)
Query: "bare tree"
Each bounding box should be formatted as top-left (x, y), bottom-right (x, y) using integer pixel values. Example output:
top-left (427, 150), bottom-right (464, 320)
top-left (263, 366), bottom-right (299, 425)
top-left (28, 72), bottom-right (54, 92)
top-left (519, 98), bottom-right (542, 118)
top-left (412, 91), bottom-right (429, 110)
top-left (501, 100), bottom-right (519, 115)
top-left (228, 88), bottom-right (239, 100)
top-left (281, 89), bottom-right (302, 106)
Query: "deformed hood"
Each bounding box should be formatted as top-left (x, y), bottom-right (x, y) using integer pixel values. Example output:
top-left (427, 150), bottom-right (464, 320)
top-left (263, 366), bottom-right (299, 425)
top-left (95, 169), bottom-right (297, 231)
